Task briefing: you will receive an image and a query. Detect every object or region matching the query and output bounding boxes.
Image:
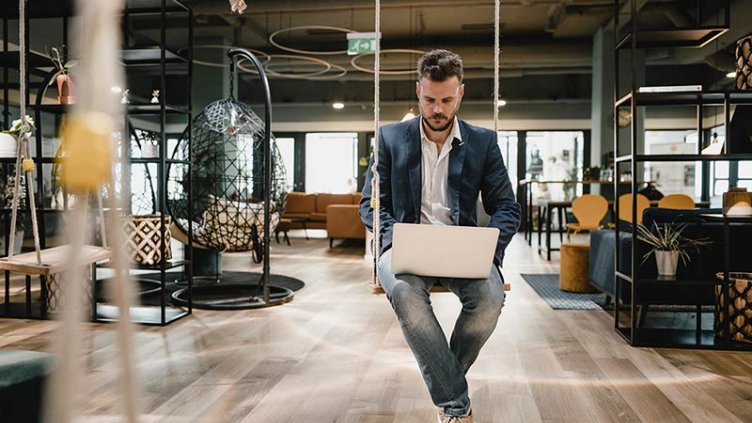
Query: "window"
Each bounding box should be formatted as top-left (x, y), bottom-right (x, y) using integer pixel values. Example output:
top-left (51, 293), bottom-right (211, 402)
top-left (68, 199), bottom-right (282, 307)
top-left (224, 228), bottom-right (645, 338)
top-left (644, 130), bottom-right (701, 199)
top-left (275, 137), bottom-right (295, 191)
top-left (526, 131), bottom-right (584, 201)
top-left (305, 132), bottom-right (358, 194)
top-left (497, 131), bottom-right (518, 195)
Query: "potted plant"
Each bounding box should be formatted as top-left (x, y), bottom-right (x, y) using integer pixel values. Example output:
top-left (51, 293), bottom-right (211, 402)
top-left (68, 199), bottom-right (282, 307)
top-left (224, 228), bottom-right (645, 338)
top-left (0, 173), bottom-right (27, 255)
top-left (636, 222), bottom-right (711, 276)
top-left (0, 116), bottom-right (35, 158)
top-left (47, 46), bottom-right (77, 105)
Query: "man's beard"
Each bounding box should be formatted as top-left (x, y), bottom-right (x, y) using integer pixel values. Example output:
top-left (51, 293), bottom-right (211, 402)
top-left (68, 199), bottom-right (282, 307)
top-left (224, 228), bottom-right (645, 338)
top-left (421, 105), bottom-right (459, 132)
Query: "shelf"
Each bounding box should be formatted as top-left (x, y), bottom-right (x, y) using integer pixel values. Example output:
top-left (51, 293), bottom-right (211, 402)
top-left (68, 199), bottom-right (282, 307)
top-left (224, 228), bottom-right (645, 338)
top-left (99, 259), bottom-right (188, 271)
top-left (700, 214), bottom-right (752, 223)
top-left (0, 0), bottom-right (74, 19)
top-left (125, 0), bottom-right (190, 13)
top-left (122, 47), bottom-right (188, 65)
top-left (634, 154), bottom-right (752, 162)
top-left (616, 327), bottom-right (752, 351)
top-left (0, 51), bottom-right (54, 76)
top-left (615, 27), bottom-right (728, 50)
top-left (131, 158), bottom-right (189, 164)
top-left (95, 303), bottom-right (189, 325)
top-left (615, 91), bottom-right (752, 107)
top-left (128, 104), bottom-right (190, 115)
top-left (33, 104), bottom-right (67, 114)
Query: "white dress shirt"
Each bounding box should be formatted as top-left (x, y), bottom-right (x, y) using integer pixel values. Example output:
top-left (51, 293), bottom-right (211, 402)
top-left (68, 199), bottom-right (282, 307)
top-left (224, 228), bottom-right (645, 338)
top-left (419, 117), bottom-right (462, 225)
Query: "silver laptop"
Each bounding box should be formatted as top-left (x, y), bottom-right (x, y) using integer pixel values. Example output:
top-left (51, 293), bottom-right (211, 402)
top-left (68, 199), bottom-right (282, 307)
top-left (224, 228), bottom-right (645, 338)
top-left (391, 223), bottom-right (499, 279)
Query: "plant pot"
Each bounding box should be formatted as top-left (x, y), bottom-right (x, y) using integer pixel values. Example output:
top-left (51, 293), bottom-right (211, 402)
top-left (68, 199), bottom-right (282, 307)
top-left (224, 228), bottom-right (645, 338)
top-left (723, 188), bottom-right (752, 216)
top-left (124, 215), bottom-right (172, 265)
top-left (142, 144), bottom-right (159, 158)
top-left (56, 74), bottom-right (75, 105)
top-left (0, 133), bottom-right (17, 158)
top-left (655, 250), bottom-right (679, 276)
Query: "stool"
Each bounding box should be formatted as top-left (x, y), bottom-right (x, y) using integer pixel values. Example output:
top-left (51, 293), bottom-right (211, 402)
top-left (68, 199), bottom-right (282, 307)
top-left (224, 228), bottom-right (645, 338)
top-left (275, 218), bottom-right (292, 245)
top-left (0, 350), bottom-right (53, 423)
top-left (560, 243), bottom-right (598, 293)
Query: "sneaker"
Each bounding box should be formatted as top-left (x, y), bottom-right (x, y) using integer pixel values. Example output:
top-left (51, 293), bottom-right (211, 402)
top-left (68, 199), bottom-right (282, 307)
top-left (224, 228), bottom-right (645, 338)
top-left (437, 409), bottom-right (473, 423)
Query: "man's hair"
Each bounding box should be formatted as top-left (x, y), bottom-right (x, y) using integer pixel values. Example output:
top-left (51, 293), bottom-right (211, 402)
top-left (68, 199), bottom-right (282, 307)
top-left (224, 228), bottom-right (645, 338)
top-left (417, 49), bottom-right (463, 83)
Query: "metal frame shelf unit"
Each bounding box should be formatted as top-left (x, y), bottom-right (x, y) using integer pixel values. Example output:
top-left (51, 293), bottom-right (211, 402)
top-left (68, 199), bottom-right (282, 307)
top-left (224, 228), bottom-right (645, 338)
top-left (0, 0), bottom-right (194, 325)
top-left (0, 0), bottom-right (76, 319)
top-left (107, 0), bottom-right (194, 326)
top-left (612, 0), bottom-right (752, 350)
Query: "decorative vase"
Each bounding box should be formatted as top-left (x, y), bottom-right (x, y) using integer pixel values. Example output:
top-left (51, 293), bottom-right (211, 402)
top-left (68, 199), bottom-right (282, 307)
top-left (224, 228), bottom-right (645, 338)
top-left (0, 133), bottom-right (17, 158)
top-left (736, 34), bottom-right (752, 91)
top-left (655, 250), bottom-right (679, 276)
top-left (723, 187), bottom-right (752, 216)
top-left (56, 74), bottom-right (75, 104)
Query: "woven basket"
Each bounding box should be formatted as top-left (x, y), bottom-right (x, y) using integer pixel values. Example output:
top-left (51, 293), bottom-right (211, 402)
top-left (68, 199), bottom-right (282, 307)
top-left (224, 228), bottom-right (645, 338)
top-left (736, 34), bottom-right (752, 91)
top-left (125, 214), bottom-right (172, 265)
top-left (715, 272), bottom-right (752, 344)
top-left (45, 272), bottom-right (93, 313)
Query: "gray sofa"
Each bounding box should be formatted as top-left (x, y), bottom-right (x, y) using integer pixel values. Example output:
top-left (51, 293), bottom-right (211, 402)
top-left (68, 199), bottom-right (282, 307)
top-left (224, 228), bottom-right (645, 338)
top-left (589, 207), bottom-right (752, 303)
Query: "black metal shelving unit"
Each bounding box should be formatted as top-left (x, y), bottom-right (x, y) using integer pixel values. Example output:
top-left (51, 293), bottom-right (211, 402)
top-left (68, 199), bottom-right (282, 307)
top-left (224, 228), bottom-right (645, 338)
top-left (0, 0), bottom-right (74, 319)
top-left (612, 0), bottom-right (752, 350)
top-left (97, 0), bottom-right (194, 325)
top-left (0, 0), bottom-right (193, 325)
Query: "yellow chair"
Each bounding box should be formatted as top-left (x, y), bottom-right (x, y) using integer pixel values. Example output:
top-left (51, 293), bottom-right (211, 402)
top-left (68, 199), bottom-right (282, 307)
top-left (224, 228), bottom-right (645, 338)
top-left (657, 194), bottom-right (695, 210)
top-left (566, 194), bottom-right (608, 240)
top-left (616, 193), bottom-right (650, 225)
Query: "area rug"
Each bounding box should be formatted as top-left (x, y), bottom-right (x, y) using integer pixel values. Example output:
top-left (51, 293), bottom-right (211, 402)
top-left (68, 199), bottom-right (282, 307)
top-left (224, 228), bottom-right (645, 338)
top-left (520, 274), bottom-right (605, 310)
top-left (97, 271), bottom-right (305, 306)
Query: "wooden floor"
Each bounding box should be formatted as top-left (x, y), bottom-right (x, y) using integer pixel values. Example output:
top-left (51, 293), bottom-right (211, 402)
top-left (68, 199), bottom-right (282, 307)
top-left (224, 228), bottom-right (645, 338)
top-left (2, 232), bottom-right (752, 422)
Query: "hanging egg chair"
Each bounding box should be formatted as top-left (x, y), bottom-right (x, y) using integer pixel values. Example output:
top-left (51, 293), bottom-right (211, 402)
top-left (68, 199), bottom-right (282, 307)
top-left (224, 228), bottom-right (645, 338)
top-left (167, 97), bottom-right (288, 262)
top-left (167, 48), bottom-right (295, 310)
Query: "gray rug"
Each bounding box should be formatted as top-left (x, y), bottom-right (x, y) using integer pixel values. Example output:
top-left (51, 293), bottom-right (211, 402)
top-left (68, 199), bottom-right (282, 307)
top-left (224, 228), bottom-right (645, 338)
top-left (520, 274), bottom-right (605, 310)
top-left (519, 274), bottom-right (715, 330)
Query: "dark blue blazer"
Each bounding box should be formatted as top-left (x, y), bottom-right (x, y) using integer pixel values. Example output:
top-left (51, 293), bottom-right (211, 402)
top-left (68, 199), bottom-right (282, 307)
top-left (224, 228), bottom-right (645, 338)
top-left (359, 117), bottom-right (521, 266)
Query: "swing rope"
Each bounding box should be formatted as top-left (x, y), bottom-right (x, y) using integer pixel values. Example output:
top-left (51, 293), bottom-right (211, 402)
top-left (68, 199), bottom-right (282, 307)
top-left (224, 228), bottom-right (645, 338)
top-left (494, 0), bottom-right (501, 133)
top-left (369, 0), bottom-right (381, 289)
top-left (369, 1), bottom-right (502, 290)
top-left (8, 0), bottom-right (42, 264)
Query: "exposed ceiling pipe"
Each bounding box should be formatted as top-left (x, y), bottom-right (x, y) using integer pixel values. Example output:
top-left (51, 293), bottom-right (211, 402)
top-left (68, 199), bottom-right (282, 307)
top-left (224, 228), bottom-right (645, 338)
top-left (244, 66), bottom-right (593, 82)
top-left (184, 0), bottom-right (614, 15)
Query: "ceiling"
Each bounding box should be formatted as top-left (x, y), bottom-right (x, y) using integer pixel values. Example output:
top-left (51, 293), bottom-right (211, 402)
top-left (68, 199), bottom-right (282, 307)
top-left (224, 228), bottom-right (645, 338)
top-left (2, 0), bottom-right (749, 126)
top-left (147, 0), bottom-right (744, 112)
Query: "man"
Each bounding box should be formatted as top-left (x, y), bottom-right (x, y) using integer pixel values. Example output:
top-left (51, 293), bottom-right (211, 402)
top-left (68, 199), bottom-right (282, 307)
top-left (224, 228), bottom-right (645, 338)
top-left (359, 49), bottom-right (521, 423)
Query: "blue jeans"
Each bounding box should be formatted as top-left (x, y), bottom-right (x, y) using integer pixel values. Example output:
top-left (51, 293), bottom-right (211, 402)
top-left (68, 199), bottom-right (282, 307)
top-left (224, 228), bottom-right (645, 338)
top-left (377, 249), bottom-right (505, 417)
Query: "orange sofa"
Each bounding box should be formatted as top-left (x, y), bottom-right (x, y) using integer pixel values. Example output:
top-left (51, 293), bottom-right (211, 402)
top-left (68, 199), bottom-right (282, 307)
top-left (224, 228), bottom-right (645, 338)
top-left (282, 192), bottom-right (366, 246)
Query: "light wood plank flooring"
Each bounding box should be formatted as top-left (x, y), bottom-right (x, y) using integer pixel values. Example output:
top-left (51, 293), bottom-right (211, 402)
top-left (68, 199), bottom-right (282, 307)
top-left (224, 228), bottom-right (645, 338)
top-left (1, 232), bottom-right (751, 422)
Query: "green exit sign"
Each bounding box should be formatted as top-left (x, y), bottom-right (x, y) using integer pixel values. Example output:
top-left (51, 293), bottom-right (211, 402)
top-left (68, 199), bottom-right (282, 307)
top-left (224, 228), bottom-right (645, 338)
top-left (347, 32), bottom-right (380, 55)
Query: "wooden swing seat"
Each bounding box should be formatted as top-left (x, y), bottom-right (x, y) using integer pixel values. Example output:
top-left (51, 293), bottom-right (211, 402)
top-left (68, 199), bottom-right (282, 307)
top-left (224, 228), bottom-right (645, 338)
top-left (0, 245), bottom-right (111, 276)
top-left (368, 282), bottom-right (511, 294)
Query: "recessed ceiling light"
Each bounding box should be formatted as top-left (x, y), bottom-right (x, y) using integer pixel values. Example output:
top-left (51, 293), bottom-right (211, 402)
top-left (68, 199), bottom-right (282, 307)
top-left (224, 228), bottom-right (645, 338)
top-left (497, 99), bottom-right (507, 107)
top-left (110, 86), bottom-right (122, 93)
top-left (726, 71), bottom-right (736, 78)
top-left (332, 102), bottom-right (345, 109)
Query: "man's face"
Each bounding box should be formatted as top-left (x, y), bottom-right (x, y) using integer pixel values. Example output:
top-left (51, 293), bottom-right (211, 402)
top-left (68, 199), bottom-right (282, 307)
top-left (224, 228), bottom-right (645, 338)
top-left (416, 75), bottom-right (464, 132)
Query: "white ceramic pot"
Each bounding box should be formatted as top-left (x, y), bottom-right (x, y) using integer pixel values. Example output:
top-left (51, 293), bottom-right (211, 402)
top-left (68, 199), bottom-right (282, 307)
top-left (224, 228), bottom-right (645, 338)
top-left (0, 133), bottom-right (17, 158)
top-left (655, 250), bottom-right (679, 276)
top-left (142, 144), bottom-right (159, 158)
